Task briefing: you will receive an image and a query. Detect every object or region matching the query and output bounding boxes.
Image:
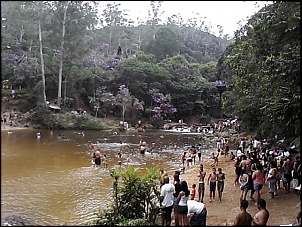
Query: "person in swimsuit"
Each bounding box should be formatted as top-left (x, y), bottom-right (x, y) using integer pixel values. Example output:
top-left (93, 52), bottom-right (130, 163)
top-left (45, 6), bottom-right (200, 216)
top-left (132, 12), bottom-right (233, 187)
top-left (102, 154), bottom-right (108, 169)
top-left (210, 151), bottom-right (219, 167)
top-left (197, 164), bottom-right (206, 203)
top-left (239, 169), bottom-right (249, 202)
top-left (233, 199), bottom-right (252, 226)
top-left (252, 199), bottom-right (269, 226)
top-left (189, 145), bottom-right (197, 165)
top-left (282, 156), bottom-right (294, 193)
top-left (217, 167), bottom-right (225, 202)
top-left (207, 167), bottom-right (217, 202)
top-left (117, 152), bottom-right (122, 167)
top-left (93, 150), bottom-right (101, 167)
top-left (234, 156), bottom-right (242, 186)
top-left (190, 184), bottom-right (196, 200)
top-left (252, 163), bottom-right (265, 203)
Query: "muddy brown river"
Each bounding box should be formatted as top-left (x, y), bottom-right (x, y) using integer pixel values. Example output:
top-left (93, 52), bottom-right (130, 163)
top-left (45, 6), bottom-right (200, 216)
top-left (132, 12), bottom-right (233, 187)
top-left (1, 128), bottom-right (215, 225)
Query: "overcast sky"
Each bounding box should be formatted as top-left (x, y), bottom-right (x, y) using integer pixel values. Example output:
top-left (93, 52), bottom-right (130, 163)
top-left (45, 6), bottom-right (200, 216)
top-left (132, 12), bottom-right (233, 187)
top-left (98, 1), bottom-right (272, 37)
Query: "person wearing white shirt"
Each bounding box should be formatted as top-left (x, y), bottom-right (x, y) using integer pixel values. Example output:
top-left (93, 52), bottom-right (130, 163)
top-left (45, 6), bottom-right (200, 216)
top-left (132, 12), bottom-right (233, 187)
top-left (187, 200), bottom-right (207, 226)
top-left (159, 176), bottom-right (175, 226)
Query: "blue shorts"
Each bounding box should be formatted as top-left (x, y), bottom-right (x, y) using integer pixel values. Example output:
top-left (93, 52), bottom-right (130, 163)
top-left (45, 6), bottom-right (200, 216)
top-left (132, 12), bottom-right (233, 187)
top-left (253, 183), bottom-right (263, 191)
top-left (210, 182), bottom-right (216, 192)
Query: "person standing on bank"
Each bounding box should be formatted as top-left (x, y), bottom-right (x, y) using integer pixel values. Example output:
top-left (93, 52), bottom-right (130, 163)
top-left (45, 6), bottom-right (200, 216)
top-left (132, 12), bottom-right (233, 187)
top-left (187, 200), bottom-right (207, 226)
top-left (267, 161), bottom-right (277, 199)
top-left (252, 199), bottom-right (270, 226)
top-left (177, 180), bottom-right (190, 226)
top-left (252, 163), bottom-right (265, 203)
top-left (159, 176), bottom-right (175, 226)
top-left (217, 167), bottom-right (226, 202)
top-left (233, 199), bottom-right (253, 226)
top-left (207, 167), bottom-right (217, 202)
top-left (197, 164), bottom-right (206, 203)
top-left (173, 173), bottom-right (182, 226)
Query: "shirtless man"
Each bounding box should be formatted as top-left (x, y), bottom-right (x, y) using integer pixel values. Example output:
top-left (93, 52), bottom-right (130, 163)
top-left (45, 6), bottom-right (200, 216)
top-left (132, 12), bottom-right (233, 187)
top-left (252, 199), bottom-right (269, 226)
top-left (190, 145), bottom-right (197, 165)
top-left (239, 155), bottom-right (250, 172)
top-left (197, 164), bottom-right (206, 203)
top-left (217, 167), bottom-right (226, 202)
top-left (210, 151), bottom-right (219, 167)
top-left (233, 199), bottom-right (252, 226)
top-left (282, 156), bottom-right (294, 193)
top-left (207, 167), bottom-right (217, 202)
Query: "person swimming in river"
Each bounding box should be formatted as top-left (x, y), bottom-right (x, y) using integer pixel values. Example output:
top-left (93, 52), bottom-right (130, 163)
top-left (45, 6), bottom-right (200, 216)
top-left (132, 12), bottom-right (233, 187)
top-left (117, 152), bottom-right (122, 167)
top-left (36, 131), bottom-right (41, 139)
top-left (148, 142), bottom-right (156, 154)
top-left (92, 150), bottom-right (101, 167)
top-left (58, 134), bottom-right (69, 140)
top-left (102, 154), bottom-right (108, 169)
top-left (139, 140), bottom-right (148, 155)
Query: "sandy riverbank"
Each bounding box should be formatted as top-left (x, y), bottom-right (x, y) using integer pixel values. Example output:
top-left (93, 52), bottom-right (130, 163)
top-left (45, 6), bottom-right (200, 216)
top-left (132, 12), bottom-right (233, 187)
top-left (174, 152), bottom-right (300, 226)
top-left (1, 125), bottom-right (33, 131)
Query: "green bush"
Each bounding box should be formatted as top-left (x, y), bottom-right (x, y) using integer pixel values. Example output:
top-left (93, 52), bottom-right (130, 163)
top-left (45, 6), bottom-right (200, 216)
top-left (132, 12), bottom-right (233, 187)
top-left (74, 116), bottom-right (112, 130)
top-left (31, 106), bottom-right (56, 128)
top-left (92, 167), bottom-right (161, 226)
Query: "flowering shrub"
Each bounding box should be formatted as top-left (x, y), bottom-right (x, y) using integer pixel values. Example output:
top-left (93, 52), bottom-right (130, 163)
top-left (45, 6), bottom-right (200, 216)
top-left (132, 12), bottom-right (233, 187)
top-left (103, 58), bottom-right (120, 70)
top-left (151, 92), bottom-right (177, 121)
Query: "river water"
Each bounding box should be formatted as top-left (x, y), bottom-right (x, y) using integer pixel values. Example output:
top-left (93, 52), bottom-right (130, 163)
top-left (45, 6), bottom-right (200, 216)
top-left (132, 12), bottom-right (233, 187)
top-left (1, 128), bottom-right (215, 225)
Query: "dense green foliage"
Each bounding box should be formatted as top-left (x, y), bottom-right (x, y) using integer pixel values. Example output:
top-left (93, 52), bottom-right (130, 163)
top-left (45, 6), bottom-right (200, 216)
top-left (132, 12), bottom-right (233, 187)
top-left (1, 1), bottom-right (299, 140)
top-left (2, 1), bottom-right (300, 225)
top-left (91, 167), bottom-right (161, 226)
top-left (217, 1), bottom-right (300, 142)
top-left (1, 1), bottom-right (228, 126)
top-left (31, 107), bottom-right (116, 130)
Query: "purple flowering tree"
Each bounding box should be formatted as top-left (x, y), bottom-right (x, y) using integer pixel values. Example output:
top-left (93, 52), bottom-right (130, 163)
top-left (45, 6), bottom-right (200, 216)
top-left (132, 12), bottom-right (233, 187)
top-left (103, 58), bottom-right (121, 70)
top-left (151, 92), bottom-right (177, 121)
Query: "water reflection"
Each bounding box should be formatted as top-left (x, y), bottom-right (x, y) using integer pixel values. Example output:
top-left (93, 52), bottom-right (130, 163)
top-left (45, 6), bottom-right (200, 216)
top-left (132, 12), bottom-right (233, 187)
top-left (1, 129), bottom-right (214, 225)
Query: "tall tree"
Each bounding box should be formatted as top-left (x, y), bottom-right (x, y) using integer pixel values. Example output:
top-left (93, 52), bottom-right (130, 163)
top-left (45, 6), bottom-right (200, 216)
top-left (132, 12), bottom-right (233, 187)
top-left (57, 1), bottom-right (69, 107)
top-left (222, 2), bottom-right (300, 139)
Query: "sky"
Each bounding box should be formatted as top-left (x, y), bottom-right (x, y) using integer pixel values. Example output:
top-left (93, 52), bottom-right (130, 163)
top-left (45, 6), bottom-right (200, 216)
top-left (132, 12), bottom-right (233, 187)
top-left (98, 1), bottom-right (272, 37)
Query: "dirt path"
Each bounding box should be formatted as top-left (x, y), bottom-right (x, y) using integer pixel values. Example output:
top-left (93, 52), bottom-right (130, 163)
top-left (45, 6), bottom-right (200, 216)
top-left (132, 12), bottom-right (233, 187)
top-left (177, 153), bottom-right (301, 226)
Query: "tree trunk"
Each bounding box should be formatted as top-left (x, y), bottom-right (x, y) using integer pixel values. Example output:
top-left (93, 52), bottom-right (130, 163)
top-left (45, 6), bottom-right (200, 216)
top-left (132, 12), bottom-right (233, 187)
top-left (38, 20), bottom-right (47, 106)
top-left (109, 30), bottom-right (112, 55)
top-left (57, 1), bottom-right (69, 107)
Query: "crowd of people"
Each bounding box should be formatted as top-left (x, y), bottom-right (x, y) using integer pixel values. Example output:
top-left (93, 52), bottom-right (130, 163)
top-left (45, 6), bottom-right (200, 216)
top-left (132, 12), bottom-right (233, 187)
top-left (159, 170), bottom-right (207, 226)
top-left (85, 120), bottom-right (301, 226)
top-left (158, 133), bottom-right (301, 226)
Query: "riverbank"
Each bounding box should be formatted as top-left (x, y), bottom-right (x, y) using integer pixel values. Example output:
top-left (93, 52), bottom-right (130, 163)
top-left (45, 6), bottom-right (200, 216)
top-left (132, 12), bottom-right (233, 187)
top-left (176, 152), bottom-right (300, 226)
top-left (1, 125), bottom-right (33, 131)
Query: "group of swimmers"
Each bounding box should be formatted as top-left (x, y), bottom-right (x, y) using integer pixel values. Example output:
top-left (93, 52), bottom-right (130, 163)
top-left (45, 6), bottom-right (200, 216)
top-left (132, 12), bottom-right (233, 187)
top-left (139, 139), bottom-right (156, 155)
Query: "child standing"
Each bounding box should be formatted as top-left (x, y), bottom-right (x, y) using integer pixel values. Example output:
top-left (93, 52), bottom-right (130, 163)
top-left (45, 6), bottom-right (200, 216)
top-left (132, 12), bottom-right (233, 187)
top-left (190, 184), bottom-right (196, 200)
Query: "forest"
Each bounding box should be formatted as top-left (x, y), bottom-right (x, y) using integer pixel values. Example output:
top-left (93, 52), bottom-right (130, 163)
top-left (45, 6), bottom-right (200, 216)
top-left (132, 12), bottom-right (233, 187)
top-left (1, 1), bottom-right (300, 146)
